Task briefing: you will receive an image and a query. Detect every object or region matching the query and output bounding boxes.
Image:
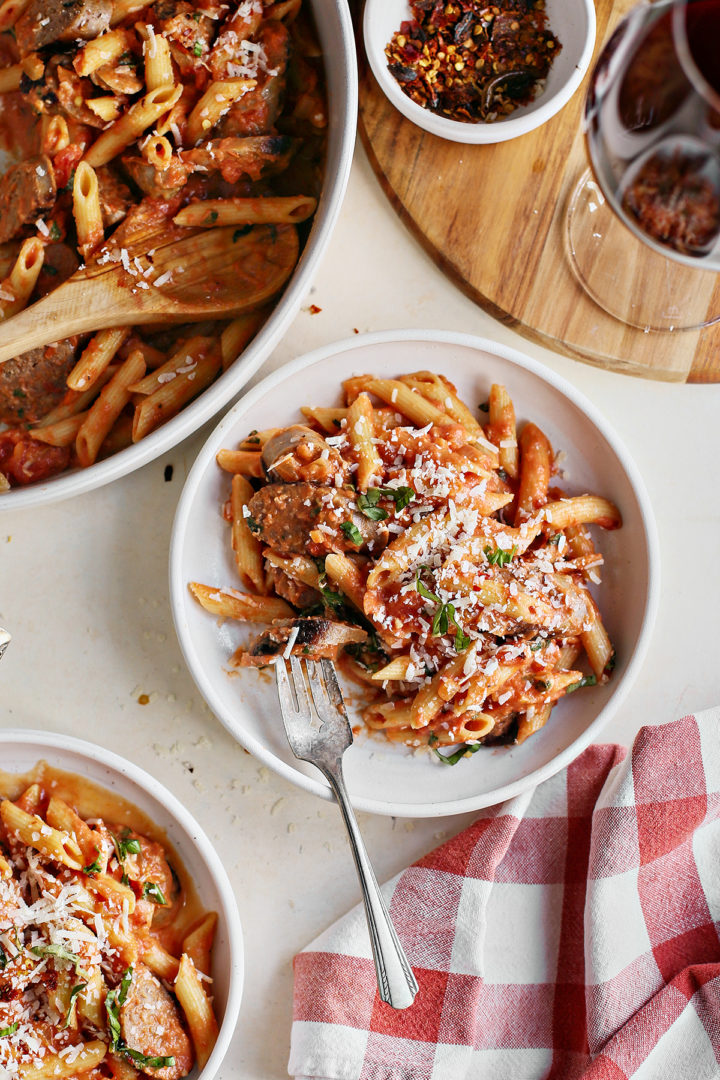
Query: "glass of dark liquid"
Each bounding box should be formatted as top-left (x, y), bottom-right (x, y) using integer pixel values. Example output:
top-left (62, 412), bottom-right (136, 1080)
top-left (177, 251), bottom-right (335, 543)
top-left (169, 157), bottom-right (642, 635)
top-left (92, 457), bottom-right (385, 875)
top-left (566, 0), bottom-right (720, 331)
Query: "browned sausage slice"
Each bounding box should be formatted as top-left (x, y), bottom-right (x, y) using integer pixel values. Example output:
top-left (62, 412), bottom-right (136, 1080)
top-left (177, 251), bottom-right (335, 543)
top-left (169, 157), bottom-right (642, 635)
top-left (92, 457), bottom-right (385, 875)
top-left (247, 483), bottom-right (388, 557)
top-left (237, 617), bottom-right (367, 666)
top-left (119, 963), bottom-right (193, 1080)
top-left (15, 0), bottom-right (112, 56)
top-left (0, 155), bottom-right (56, 244)
top-left (0, 339), bottom-right (78, 424)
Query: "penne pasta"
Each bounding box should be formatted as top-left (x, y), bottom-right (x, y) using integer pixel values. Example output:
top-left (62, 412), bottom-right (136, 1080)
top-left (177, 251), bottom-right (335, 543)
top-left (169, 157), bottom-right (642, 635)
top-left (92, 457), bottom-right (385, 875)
top-left (174, 954), bottom-right (219, 1070)
top-left (0, 237), bottom-right (44, 320)
top-left (182, 912), bottom-right (217, 977)
top-left (72, 161), bottom-right (104, 261)
top-left (83, 84), bottom-right (183, 168)
top-left (0, 800), bottom-right (83, 868)
top-left (137, 22), bottom-right (173, 90)
top-left (216, 449), bottom-right (265, 478)
top-left (346, 392), bottom-right (382, 491)
top-left (220, 310), bottom-right (267, 371)
top-left (73, 28), bottom-right (132, 77)
top-left (189, 582), bottom-right (293, 622)
top-left (40, 114), bottom-right (70, 156)
top-left (515, 421), bottom-right (552, 523)
top-left (231, 473), bottom-right (267, 594)
top-left (68, 328), bottom-right (131, 392)
top-left (132, 350), bottom-right (221, 442)
top-left (0, 0), bottom-right (30, 32)
top-left (174, 195), bottom-right (317, 228)
top-left (186, 78), bottom-right (256, 145)
top-left (76, 349), bottom-right (146, 467)
top-left (487, 382), bottom-right (518, 479)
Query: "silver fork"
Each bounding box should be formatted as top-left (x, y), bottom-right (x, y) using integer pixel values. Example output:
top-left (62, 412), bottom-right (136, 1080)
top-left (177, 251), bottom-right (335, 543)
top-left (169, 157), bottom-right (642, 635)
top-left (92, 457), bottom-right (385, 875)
top-left (276, 656), bottom-right (419, 1011)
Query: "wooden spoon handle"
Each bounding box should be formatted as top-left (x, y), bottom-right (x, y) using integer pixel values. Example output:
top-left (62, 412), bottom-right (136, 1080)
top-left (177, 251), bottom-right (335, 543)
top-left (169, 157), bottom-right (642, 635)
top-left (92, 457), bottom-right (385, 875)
top-left (0, 273), bottom-right (168, 365)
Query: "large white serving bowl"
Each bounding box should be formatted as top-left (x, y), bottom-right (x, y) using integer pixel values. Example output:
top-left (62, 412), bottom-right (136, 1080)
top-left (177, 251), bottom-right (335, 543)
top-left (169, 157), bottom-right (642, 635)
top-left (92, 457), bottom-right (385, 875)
top-left (364, 0), bottom-right (596, 144)
top-left (0, 729), bottom-right (243, 1080)
top-left (170, 329), bottom-right (659, 818)
top-left (0, 0), bottom-right (357, 511)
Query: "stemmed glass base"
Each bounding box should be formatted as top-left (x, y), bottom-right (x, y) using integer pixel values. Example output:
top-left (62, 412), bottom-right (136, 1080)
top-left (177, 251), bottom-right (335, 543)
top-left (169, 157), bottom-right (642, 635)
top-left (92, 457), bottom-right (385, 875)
top-left (565, 169), bottom-right (720, 334)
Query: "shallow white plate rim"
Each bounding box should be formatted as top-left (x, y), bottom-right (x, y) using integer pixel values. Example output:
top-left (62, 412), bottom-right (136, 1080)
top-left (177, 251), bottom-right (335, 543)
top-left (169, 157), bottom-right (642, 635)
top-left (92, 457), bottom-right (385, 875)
top-left (0, 727), bottom-right (244, 1080)
top-left (170, 328), bottom-right (660, 818)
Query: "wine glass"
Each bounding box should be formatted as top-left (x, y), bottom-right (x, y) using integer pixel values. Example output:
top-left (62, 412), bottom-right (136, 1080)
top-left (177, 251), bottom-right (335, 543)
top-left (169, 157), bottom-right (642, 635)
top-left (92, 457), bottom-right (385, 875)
top-left (566, 0), bottom-right (720, 332)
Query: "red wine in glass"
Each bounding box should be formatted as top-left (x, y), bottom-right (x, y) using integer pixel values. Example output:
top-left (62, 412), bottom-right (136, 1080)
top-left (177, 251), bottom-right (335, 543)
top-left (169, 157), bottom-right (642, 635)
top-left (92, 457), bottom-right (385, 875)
top-left (585, 0), bottom-right (720, 269)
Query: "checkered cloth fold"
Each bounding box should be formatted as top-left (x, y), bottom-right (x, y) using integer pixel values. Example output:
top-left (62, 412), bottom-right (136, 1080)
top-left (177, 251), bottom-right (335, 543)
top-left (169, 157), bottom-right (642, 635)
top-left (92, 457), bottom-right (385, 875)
top-left (289, 709), bottom-right (720, 1080)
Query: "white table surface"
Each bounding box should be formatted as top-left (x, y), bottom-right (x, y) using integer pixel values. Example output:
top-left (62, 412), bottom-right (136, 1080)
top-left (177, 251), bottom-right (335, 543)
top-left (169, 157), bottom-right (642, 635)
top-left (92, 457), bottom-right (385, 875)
top-left (1, 141), bottom-right (719, 1079)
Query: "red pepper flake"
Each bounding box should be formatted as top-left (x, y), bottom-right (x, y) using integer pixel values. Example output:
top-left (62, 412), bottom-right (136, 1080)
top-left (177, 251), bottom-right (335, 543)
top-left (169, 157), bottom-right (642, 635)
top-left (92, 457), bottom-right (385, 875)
top-left (138, 693), bottom-right (150, 705)
top-left (385, 0), bottom-right (562, 124)
top-left (308, 304), bottom-right (322, 314)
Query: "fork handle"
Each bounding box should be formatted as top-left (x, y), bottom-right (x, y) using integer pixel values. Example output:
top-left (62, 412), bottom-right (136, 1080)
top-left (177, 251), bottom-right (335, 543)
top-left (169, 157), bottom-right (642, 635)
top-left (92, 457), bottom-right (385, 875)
top-left (323, 760), bottom-right (419, 1010)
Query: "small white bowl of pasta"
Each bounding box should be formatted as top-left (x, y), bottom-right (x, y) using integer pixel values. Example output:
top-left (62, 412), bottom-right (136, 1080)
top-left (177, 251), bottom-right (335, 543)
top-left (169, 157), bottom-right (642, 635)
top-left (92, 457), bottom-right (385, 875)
top-left (0, 728), bottom-right (243, 1080)
top-left (170, 329), bottom-right (660, 818)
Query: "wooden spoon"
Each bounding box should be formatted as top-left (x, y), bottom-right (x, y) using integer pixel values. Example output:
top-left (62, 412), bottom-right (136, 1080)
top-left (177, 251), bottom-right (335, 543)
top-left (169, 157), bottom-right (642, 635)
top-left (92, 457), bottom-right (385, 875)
top-left (0, 223), bottom-right (299, 365)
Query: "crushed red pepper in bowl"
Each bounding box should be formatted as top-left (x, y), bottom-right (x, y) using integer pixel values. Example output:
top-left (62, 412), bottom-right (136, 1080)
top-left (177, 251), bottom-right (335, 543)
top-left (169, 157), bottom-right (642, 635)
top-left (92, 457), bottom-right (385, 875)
top-left (385, 0), bottom-right (562, 124)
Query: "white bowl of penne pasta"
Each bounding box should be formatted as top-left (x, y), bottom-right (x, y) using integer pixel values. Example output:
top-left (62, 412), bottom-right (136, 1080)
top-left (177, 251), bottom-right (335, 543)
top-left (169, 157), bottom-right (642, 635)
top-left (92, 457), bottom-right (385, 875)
top-left (0, 0), bottom-right (357, 508)
top-left (0, 728), bottom-right (243, 1079)
top-left (170, 329), bottom-right (659, 817)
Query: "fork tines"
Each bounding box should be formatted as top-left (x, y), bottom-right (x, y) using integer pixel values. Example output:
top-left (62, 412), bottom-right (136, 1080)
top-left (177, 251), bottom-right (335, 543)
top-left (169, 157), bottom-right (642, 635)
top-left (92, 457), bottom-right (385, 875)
top-left (275, 657), bottom-right (352, 762)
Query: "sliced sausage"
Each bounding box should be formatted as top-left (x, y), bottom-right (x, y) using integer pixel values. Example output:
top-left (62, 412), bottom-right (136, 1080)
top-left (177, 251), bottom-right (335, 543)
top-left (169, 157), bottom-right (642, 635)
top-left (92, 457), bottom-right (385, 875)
top-left (262, 425), bottom-right (344, 484)
top-left (0, 155), bottom-right (56, 245)
top-left (15, 0), bottom-right (112, 56)
top-left (119, 964), bottom-right (193, 1080)
top-left (34, 242), bottom-right (80, 298)
top-left (238, 617), bottom-right (367, 666)
top-left (265, 564), bottom-right (319, 610)
top-left (247, 483), bottom-right (388, 557)
top-left (0, 338), bottom-right (78, 424)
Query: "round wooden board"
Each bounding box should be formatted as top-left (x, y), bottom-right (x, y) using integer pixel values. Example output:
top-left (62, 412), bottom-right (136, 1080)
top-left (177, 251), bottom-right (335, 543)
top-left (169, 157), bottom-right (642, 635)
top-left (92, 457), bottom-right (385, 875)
top-left (356, 0), bottom-right (720, 383)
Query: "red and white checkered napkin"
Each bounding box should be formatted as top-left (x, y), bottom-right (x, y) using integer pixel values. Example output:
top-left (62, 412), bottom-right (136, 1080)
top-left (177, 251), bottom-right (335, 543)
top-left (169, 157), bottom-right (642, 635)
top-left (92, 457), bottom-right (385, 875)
top-left (289, 709), bottom-right (720, 1080)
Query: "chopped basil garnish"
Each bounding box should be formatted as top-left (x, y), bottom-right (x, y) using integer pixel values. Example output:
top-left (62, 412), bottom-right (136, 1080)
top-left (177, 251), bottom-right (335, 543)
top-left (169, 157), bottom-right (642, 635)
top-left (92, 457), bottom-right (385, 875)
top-left (30, 943), bottom-right (89, 977)
top-left (206, 210), bottom-right (218, 224)
top-left (566, 674), bottom-right (597, 694)
top-left (547, 533), bottom-right (562, 546)
top-left (123, 1048), bottom-right (176, 1069)
top-left (415, 570), bottom-right (470, 652)
top-left (0, 1023), bottom-right (18, 1038)
top-left (142, 881), bottom-right (167, 906)
top-left (604, 652), bottom-right (616, 674)
top-left (233, 225), bottom-right (252, 241)
top-left (118, 965), bottom-right (133, 1006)
top-left (83, 857), bottom-right (101, 875)
top-left (0, 944), bottom-right (7, 970)
top-left (379, 485), bottom-right (415, 511)
top-left (246, 515), bottom-right (261, 534)
top-left (340, 520), bottom-right (363, 546)
top-left (484, 545), bottom-right (517, 567)
top-left (63, 982), bottom-right (87, 1028)
top-left (356, 490), bottom-right (389, 521)
top-left (432, 743), bottom-right (482, 766)
top-left (106, 966), bottom-right (133, 1048)
top-left (193, 40), bottom-right (203, 55)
